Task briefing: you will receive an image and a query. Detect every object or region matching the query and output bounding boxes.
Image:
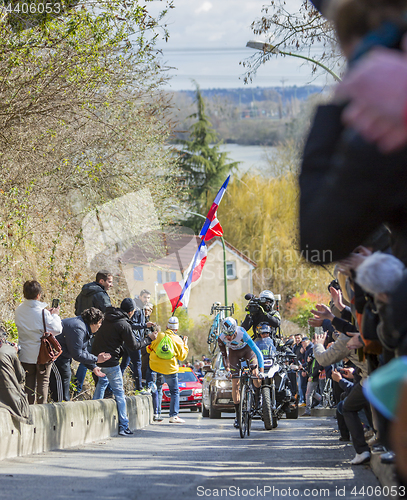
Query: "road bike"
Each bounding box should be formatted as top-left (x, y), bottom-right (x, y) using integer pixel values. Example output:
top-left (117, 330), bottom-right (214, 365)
top-left (238, 365), bottom-right (258, 438)
top-left (207, 302), bottom-right (234, 355)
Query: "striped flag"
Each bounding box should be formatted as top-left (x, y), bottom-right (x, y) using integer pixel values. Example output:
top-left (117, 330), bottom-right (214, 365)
top-left (200, 176), bottom-right (230, 241)
top-left (163, 176), bottom-right (230, 312)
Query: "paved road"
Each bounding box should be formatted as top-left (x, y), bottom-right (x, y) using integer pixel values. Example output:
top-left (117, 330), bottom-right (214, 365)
top-left (0, 412), bottom-right (385, 500)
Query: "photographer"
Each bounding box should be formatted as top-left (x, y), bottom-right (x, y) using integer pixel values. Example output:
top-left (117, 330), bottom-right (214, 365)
top-left (242, 290), bottom-right (281, 338)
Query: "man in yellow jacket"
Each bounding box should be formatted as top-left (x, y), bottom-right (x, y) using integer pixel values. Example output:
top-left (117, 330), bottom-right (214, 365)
top-left (147, 316), bottom-right (189, 423)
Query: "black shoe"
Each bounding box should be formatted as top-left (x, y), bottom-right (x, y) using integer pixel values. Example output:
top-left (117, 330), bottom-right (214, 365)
top-left (339, 436), bottom-right (350, 442)
top-left (233, 418), bottom-right (240, 429)
top-left (119, 428), bottom-right (134, 436)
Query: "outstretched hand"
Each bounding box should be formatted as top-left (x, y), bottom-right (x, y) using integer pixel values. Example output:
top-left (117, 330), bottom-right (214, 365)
top-left (93, 366), bottom-right (106, 378)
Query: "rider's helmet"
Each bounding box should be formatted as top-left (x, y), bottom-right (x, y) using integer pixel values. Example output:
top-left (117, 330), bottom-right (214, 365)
top-left (259, 290), bottom-right (275, 308)
top-left (221, 317), bottom-right (237, 336)
top-left (257, 322), bottom-right (272, 336)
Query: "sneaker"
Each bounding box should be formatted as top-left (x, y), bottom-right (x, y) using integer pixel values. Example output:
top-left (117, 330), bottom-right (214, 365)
top-left (339, 436), bottom-right (351, 442)
top-left (350, 451), bottom-right (370, 465)
top-left (314, 404), bottom-right (325, 409)
top-left (301, 410), bottom-right (311, 416)
top-left (139, 389), bottom-right (150, 395)
top-left (299, 402), bottom-right (306, 407)
top-left (118, 428), bottom-right (134, 436)
top-left (169, 416), bottom-right (185, 423)
top-left (381, 451), bottom-right (395, 464)
top-left (153, 414), bottom-right (163, 422)
top-left (234, 418), bottom-right (240, 429)
top-left (371, 444), bottom-right (387, 454)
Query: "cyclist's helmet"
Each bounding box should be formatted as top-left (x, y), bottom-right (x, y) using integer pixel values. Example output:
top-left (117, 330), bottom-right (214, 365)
top-left (259, 290), bottom-right (275, 307)
top-left (221, 317), bottom-right (237, 336)
top-left (257, 322), bottom-right (272, 336)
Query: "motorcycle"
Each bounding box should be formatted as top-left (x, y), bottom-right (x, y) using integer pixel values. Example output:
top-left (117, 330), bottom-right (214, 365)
top-left (260, 338), bottom-right (299, 430)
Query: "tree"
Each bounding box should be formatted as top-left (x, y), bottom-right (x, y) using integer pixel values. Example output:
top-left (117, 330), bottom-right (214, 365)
top-left (0, 1), bottom-right (182, 319)
top-left (242, 0), bottom-right (343, 84)
top-left (175, 84), bottom-right (239, 229)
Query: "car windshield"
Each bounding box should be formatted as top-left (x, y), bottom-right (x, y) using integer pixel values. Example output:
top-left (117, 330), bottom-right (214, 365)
top-left (178, 371), bottom-right (198, 382)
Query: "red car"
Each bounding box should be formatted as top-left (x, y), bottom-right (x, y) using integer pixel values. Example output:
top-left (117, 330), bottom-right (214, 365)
top-left (161, 367), bottom-right (202, 412)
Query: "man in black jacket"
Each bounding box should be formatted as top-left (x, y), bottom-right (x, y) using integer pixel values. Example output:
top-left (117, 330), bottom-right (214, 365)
top-left (241, 290), bottom-right (281, 338)
top-left (74, 271), bottom-right (113, 316)
top-left (92, 298), bottom-right (157, 436)
top-left (74, 271), bottom-right (113, 392)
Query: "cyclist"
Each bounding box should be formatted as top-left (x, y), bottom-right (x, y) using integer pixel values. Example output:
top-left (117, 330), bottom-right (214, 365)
top-left (218, 317), bottom-right (265, 428)
top-left (242, 290), bottom-right (281, 339)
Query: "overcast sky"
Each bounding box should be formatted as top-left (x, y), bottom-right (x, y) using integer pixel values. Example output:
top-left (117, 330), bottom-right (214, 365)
top-left (152, 0), bottom-right (337, 90)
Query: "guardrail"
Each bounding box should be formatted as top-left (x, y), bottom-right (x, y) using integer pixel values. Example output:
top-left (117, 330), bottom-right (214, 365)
top-left (0, 395), bottom-right (152, 461)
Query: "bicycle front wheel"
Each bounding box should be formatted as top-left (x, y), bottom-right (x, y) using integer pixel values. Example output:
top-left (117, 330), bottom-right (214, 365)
top-left (239, 383), bottom-right (250, 438)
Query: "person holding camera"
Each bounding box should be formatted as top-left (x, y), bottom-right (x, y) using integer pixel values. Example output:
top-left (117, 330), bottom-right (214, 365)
top-left (242, 290), bottom-right (281, 339)
top-left (147, 316), bottom-right (189, 424)
top-left (15, 280), bottom-right (62, 404)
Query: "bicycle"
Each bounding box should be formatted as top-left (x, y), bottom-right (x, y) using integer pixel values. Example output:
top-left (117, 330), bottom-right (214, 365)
top-left (238, 366), bottom-right (257, 438)
top-left (207, 302), bottom-right (234, 355)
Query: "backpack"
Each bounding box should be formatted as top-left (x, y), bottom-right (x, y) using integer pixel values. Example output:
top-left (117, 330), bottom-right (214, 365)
top-left (155, 333), bottom-right (175, 359)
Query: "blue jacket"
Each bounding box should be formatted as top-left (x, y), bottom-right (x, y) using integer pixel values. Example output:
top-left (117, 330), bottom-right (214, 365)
top-left (57, 316), bottom-right (98, 370)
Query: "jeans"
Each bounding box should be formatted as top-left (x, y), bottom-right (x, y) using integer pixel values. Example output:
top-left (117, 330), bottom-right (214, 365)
top-left (145, 365), bottom-right (162, 415)
top-left (305, 381), bottom-right (320, 411)
top-left (120, 346), bottom-right (143, 391)
top-left (157, 372), bottom-right (179, 417)
top-left (74, 363), bottom-right (88, 393)
top-left (93, 365), bottom-right (129, 431)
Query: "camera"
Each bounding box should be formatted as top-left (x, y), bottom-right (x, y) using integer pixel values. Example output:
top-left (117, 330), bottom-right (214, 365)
top-left (245, 296), bottom-right (270, 314)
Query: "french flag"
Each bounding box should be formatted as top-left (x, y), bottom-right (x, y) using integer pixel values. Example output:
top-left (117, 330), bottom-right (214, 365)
top-left (163, 175), bottom-right (230, 312)
top-left (200, 175), bottom-right (230, 241)
top-left (163, 241), bottom-right (207, 311)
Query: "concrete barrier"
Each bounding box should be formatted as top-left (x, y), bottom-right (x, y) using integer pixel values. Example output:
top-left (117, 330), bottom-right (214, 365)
top-left (0, 395), bottom-right (152, 461)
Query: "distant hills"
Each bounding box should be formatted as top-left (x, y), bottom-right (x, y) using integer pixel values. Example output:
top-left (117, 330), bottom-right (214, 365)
top-left (173, 85), bottom-right (324, 105)
top-left (169, 85), bottom-right (326, 146)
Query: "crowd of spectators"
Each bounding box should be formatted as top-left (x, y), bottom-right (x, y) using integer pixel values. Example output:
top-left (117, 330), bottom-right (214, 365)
top-left (301, 0), bottom-right (407, 487)
top-left (0, 271), bottom-right (192, 433)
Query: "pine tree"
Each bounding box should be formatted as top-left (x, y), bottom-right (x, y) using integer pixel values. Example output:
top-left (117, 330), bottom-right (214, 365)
top-left (177, 84), bottom-right (239, 229)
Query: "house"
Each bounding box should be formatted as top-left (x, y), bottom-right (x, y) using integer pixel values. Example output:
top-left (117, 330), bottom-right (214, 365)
top-left (120, 229), bottom-right (256, 324)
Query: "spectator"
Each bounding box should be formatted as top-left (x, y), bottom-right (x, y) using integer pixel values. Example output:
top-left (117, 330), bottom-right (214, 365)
top-left (134, 289), bottom-right (151, 310)
top-left (92, 298), bottom-right (157, 436)
top-left (15, 280), bottom-right (62, 404)
top-left (49, 308), bottom-right (110, 402)
top-left (121, 301), bottom-right (156, 393)
top-left (302, 352), bottom-right (322, 417)
top-left (0, 331), bottom-right (32, 424)
top-left (74, 270), bottom-right (113, 394)
top-left (74, 270), bottom-right (113, 315)
top-left (147, 316), bottom-right (189, 424)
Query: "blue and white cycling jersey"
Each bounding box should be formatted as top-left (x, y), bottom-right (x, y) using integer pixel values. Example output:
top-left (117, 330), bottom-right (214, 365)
top-left (219, 326), bottom-right (264, 369)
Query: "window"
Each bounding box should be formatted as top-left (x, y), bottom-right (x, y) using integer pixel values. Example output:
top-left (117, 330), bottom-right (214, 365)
top-left (157, 270), bottom-right (162, 284)
top-left (166, 271), bottom-right (176, 282)
top-left (133, 266), bottom-right (144, 281)
top-left (226, 261), bottom-right (237, 280)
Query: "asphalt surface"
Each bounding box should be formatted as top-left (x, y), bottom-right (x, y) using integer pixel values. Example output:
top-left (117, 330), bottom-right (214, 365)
top-left (0, 411), bottom-right (386, 500)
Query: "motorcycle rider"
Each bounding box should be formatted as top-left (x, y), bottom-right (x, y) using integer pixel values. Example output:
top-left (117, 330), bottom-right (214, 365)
top-left (218, 317), bottom-right (264, 428)
top-left (255, 323), bottom-right (276, 358)
top-left (242, 290), bottom-right (281, 338)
